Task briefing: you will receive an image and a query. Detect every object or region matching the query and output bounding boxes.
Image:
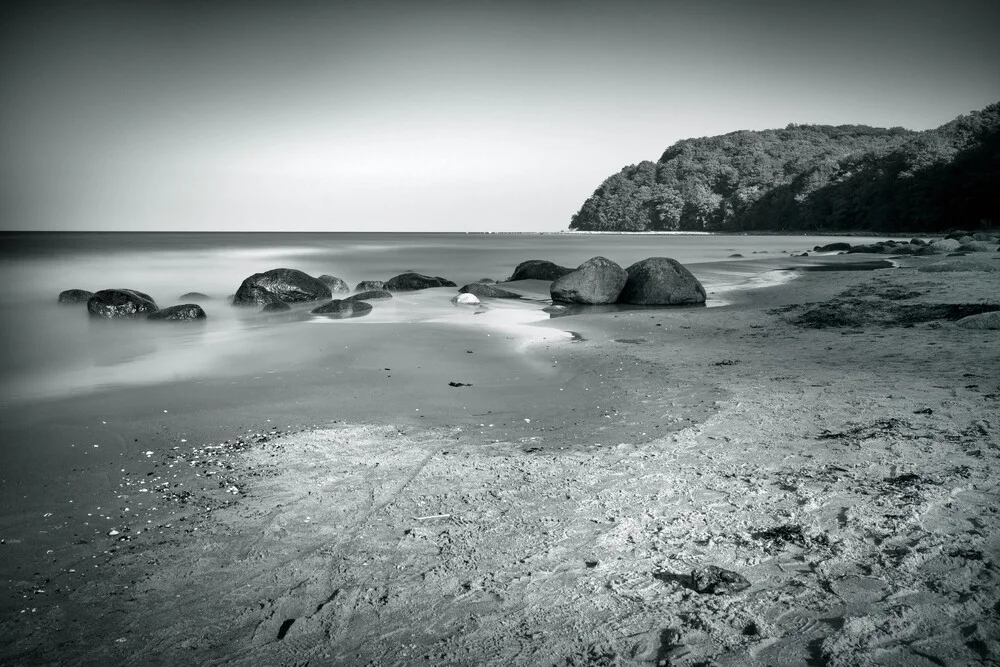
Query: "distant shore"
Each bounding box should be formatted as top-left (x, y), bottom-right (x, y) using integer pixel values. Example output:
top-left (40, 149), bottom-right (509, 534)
top-left (2, 243), bottom-right (999, 665)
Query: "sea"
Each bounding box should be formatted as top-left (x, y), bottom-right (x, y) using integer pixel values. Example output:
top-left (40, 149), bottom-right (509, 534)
top-left (0, 231), bottom-right (874, 408)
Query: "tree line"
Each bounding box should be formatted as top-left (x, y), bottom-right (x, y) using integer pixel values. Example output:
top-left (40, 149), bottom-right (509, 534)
top-left (570, 102), bottom-right (999, 233)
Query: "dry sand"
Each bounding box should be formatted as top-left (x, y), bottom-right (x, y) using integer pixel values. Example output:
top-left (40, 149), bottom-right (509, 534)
top-left (3, 252), bottom-right (999, 666)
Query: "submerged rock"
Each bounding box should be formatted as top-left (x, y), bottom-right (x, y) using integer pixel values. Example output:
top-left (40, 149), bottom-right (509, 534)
top-left (459, 283), bottom-right (523, 299)
top-left (956, 311), bottom-right (1000, 330)
top-left (58, 289), bottom-right (93, 304)
top-left (261, 301), bottom-right (291, 313)
top-left (551, 256), bottom-right (627, 305)
top-left (87, 289), bottom-right (159, 319)
top-left (451, 293), bottom-right (480, 305)
top-left (311, 299), bottom-right (373, 319)
top-left (509, 259), bottom-right (573, 282)
top-left (147, 304), bottom-right (207, 321)
top-left (178, 292), bottom-right (210, 301)
top-left (355, 280), bottom-right (385, 292)
top-left (232, 268), bottom-right (331, 306)
top-left (617, 257), bottom-right (706, 305)
top-left (318, 275), bottom-right (351, 294)
top-left (346, 290), bottom-right (392, 301)
top-left (384, 272), bottom-right (457, 291)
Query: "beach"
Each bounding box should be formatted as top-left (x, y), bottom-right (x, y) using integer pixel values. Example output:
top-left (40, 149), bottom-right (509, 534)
top-left (2, 242), bottom-right (999, 665)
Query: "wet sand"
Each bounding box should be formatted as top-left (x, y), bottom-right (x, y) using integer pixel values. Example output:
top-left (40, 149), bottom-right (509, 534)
top-left (2, 251), bottom-right (999, 666)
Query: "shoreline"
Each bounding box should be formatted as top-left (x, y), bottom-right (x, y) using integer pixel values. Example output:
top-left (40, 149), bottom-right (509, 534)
top-left (3, 248), bottom-right (999, 665)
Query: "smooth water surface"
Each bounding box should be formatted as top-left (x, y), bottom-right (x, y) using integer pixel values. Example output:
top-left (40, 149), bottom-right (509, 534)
top-left (0, 231), bottom-right (871, 404)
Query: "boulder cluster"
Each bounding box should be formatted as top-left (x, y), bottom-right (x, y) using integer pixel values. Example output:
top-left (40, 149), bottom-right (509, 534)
top-left (59, 256), bottom-right (709, 327)
top-left (815, 231), bottom-right (1000, 257)
top-left (511, 257), bottom-right (706, 306)
top-left (61, 288), bottom-right (207, 322)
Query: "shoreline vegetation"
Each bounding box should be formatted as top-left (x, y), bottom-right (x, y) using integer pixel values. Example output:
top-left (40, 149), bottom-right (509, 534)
top-left (570, 102), bottom-right (999, 235)
top-left (2, 235), bottom-right (998, 665)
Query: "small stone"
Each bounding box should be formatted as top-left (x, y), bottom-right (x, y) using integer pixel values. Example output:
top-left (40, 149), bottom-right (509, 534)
top-left (451, 293), bottom-right (480, 305)
top-left (691, 565), bottom-right (750, 595)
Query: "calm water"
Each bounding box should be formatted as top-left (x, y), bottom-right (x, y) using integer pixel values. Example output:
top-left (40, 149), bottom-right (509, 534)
top-left (0, 231), bottom-right (870, 405)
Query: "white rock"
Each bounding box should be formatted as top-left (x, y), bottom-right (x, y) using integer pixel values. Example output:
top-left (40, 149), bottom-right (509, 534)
top-left (451, 293), bottom-right (480, 306)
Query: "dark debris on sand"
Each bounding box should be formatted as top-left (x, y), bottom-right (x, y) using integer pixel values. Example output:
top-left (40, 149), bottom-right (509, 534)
top-left (777, 298), bottom-right (1000, 329)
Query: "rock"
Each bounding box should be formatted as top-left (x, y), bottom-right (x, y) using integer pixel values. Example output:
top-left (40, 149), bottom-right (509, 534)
top-left (345, 290), bottom-right (392, 301)
top-left (509, 259), bottom-right (574, 282)
top-left (58, 289), bottom-right (93, 304)
top-left (814, 242), bottom-right (852, 252)
top-left (87, 289), bottom-right (159, 319)
top-left (311, 299), bottom-right (373, 319)
top-left (551, 256), bottom-right (628, 305)
top-left (451, 293), bottom-right (481, 305)
top-left (542, 305), bottom-right (568, 314)
top-left (956, 312), bottom-right (1000, 330)
top-left (927, 238), bottom-right (962, 253)
top-left (958, 235), bottom-right (977, 246)
top-left (178, 292), bottom-right (210, 301)
top-left (617, 257), bottom-right (706, 305)
top-left (476, 278), bottom-right (496, 284)
top-left (318, 275), bottom-right (351, 294)
top-left (728, 253), bottom-right (744, 258)
top-left (355, 280), bottom-right (385, 292)
top-left (691, 566), bottom-right (751, 595)
top-left (909, 238), bottom-right (927, 246)
top-left (261, 301), bottom-right (291, 313)
top-left (962, 241), bottom-right (999, 252)
top-left (459, 283), bottom-right (523, 299)
top-left (233, 268), bottom-right (331, 306)
top-left (945, 230), bottom-right (971, 240)
top-left (384, 272), bottom-right (457, 291)
top-left (846, 241), bottom-right (904, 254)
top-left (147, 304), bottom-right (206, 321)
top-left (973, 232), bottom-right (998, 242)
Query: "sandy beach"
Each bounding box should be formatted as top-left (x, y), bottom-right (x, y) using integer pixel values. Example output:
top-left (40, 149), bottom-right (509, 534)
top-left (2, 249), bottom-right (999, 666)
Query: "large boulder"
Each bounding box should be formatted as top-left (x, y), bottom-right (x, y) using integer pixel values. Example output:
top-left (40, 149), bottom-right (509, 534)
top-left (232, 268), bottom-right (331, 306)
top-left (147, 304), bottom-right (206, 321)
top-left (346, 290), bottom-right (392, 301)
top-left (384, 272), bottom-right (456, 291)
top-left (550, 256), bottom-right (628, 305)
top-left (311, 299), bottom-right (373, 319)
top-left (509, 260), bottom-right (573, 282)
top-left (355, 280), bottom-right (385, 292)
top-left (318, 275), bottom-right (351, 294)
top-left (617, 257), bottom-right (707, 305)
top-left (459, 283), bottom-right (523, 299)
top-left (87, 289), bottom-right (158, 319)
top-left (926, 238), bottom-right (962, 254)
top-left (814, 242), bottom-right (852, 252)
top-left (58, 289), bottom-right (93, 304)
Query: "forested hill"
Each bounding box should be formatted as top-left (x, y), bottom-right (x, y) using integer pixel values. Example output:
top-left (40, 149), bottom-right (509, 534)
top-left (569, 102), bottom-right (999, 233)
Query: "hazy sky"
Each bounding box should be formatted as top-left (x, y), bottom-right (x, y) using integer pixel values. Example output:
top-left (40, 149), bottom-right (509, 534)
top-left (2, 0), bottom-right (997, 232)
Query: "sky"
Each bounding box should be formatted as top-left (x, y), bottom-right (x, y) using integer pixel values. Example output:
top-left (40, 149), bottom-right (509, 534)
top-left (1, 0), bottom-right (998, 232)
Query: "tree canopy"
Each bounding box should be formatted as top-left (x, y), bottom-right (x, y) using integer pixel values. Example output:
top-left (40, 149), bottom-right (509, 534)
top-left (570, 103), bottom-right (1000, 233)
